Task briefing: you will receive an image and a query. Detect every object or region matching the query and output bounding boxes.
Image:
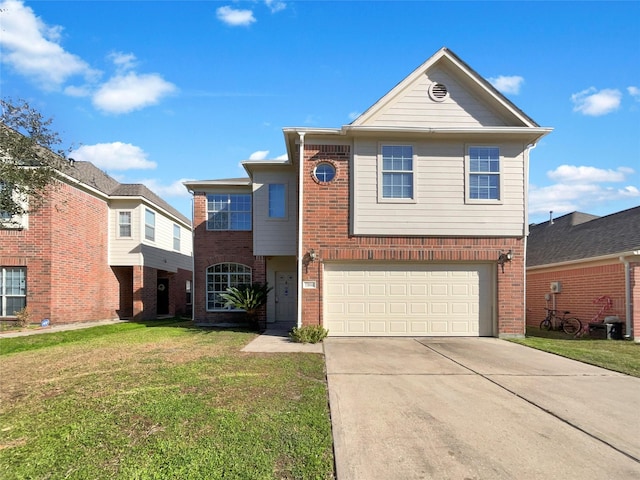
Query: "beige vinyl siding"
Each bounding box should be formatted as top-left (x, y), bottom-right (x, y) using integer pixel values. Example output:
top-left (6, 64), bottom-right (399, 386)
top-left (362, 64), bottom-right (510, 128)
top-left (252, 167), bottom-right (297, 256)
top-left (109, 201), bottom-right (143, 266)
top-left (353, 139), bottom-right (527, 236)
top-left (109, 201), bottom-right (192, 272)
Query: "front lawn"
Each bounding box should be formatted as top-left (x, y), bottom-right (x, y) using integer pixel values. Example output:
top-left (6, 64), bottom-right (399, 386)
top-left (0, 320), bottom-right (335, 479)
top-left (510, 327), bottom-right (640, 378)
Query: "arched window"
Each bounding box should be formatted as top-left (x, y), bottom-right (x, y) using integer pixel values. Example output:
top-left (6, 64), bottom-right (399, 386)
top-left (206, 263), bottom-right (252, 311)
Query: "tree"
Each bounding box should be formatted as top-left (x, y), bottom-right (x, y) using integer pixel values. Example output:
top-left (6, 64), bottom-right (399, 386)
top-left (0, 98), bottom-right (69, 219)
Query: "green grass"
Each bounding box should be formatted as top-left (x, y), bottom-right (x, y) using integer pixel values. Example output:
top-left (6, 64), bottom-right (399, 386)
top-left (0, 321), bottom-right (335, 480)
top-left (510, 327), bottom-right (640, 378)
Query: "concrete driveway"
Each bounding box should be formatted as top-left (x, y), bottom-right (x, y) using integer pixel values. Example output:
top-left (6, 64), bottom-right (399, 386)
top-left (324, 337), bottom-right (640, 480)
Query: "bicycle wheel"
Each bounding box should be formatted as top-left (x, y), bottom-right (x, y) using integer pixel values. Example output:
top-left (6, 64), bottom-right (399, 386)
top-left (540, 318), bottom-right (552, 331)
top-left (562, 317), bottom-right (582, 335)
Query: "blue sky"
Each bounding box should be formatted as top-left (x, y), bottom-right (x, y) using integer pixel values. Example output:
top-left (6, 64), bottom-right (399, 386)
top-left (1, 0), bottom-right (638, 224)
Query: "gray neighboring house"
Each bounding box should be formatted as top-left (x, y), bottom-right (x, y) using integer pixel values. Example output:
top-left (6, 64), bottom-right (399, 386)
top-left (526, 206), bottom-right (640, 340)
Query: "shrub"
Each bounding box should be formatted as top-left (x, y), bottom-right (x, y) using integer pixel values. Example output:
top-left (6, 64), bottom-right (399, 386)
top-left (289, 325), bottom-right (329, 344)
top-left (219, 283), bottom-right (272, 315)
top-left (14, 306), bottom-right (30, 328)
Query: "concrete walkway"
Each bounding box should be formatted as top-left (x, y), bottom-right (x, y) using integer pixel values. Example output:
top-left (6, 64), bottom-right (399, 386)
top-left (325, 337), bottom-right (640, 480)
top-left (0, 318), bottom-right (127, 338)
top-left (241, 322), bottom-right (323, 353)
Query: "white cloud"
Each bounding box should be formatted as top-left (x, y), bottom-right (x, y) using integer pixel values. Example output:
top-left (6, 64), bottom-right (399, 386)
top-left (571, 87), bottom-right (622, 116)
top-left (0, 0), bottom-right (98, 89)
top-left (529, 164), bottom-right (639, 217)
top-left (276, 153), bottom-right (288, 160)
top-left (92, 72), bottom-right (177, 114)
top-left (71, 142), bottom-right (157, 170)
top-left (488, 75), bottom-right (524, 95)
top-left (628, 86), bottom-right (640, 101)
top-left (249, 150), bottom-right (270, 160)
top-left (547, 165), bottom-right (630, 183)
top-left (265, 0), bottom-right (287, 13)
top-left (216, 6), bottom-right (256, 26)
top-left (108, 51), bottom-right (138, 72)
top-left (139, 178), bottom-right (194, 198)
top-left (348, 111), bottom-right (361, 121)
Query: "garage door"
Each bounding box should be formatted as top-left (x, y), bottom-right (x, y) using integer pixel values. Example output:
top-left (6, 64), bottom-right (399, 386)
top-left (323, 263), bottom-right (493, 337)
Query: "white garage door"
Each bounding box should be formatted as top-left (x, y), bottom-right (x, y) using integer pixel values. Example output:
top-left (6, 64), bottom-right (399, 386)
top-left (324, 263), bottom-right (493, 337)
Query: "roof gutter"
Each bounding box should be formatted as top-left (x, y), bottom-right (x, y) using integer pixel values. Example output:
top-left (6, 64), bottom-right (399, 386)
top-left (527, 250), bottom-right (640, 271)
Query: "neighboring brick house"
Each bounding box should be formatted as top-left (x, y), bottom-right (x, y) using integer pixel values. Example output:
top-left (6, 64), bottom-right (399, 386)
top-left (526, 207), bottom-right (639, 341)
top-left (0, 157), bottom-right (193, 325)
top-left (186, 47), bottom-right (551, 337)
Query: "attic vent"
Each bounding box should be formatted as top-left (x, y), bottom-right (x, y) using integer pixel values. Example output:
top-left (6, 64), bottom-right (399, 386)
top-left (428, 82), bottom-right (449, 102)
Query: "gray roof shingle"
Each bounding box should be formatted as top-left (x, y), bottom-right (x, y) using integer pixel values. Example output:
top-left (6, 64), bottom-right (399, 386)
top-left (65, 161), bottom-right (190, 225)
top-left (527, 206), bottom-right (640, 267)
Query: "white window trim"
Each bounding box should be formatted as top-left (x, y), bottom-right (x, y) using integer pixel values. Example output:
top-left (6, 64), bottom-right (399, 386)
top-left (465, 145), bottom-right (504, 205)
top-left (206, 194), bottom-right (252, 231)
top-left (0, 266), bottom-right (27, 317)
top-left (144, 208), bottom-right (156, 242)
top-left (173, 224), bottom-right (181, 251)
top-left (0, 185), bottom-right (29, 230)
top-left (267, 183), bottom-right (287, 220)
top-left (117, 210), bottom-right (133, 238)
top-left (206, 263), bottom-right (252, 312)
top-left (377, 142), bottom-right (417, 204)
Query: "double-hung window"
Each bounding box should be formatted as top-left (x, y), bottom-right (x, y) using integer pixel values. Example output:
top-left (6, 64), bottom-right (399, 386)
top-left (118, 211), bottom-right (132, 237)
top-left (468, 147), bottom-right (501, 201)
top-left (268, 184), bottom-right (286, 219)
top-left (173, 224), bottom-right (180, 250)
top-left (0, 267), bottom-right (26, 316)
top-left (206, 263), bottom-right (252, 311)
top-left (144, 209), bottom-right (155, 241)
top-left (207, 194), bottom-right (252, 230)
top-left (381, 145), bottom-right (414, 200)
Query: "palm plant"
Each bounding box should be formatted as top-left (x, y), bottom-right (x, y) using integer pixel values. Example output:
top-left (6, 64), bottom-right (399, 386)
top-left (219, 282), bottom-right (272, 329)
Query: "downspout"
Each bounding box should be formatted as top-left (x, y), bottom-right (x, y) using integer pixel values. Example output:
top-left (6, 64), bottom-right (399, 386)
top-left (620, 256), bottom-right (633, 339)
top-left (189, 188), bottom-right (196, 322)
top-left (296, 132), bottom-right (306, 328)
top-left (522, 142), bottom-right (536, 336)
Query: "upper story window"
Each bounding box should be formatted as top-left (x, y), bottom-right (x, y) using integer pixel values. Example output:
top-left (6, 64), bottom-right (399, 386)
top-left (313, 163), bottom-right (336, 183)
top-left (380, 145), bottom-right (414, 200)
top-left (173, 224), bottom-right (180, 250)
top-left (206, 263), bottom-right (252, 311)
top-left (468, 147), bottom-right (501, 201)
top-left (207, 194), bottom-right (251, 231)
top-left (145, 209), bottom-right (155, 241)
top-left (118, 211), bottom-right (132, 238)
top-left (0, 267), bottom-right (26, 316)
top-left (268, 184), bottom-right (286, 218)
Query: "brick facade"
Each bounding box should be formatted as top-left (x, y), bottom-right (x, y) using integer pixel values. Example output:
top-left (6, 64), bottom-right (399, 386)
top-left (1, 179), bottom-right (192, 325)
top-left (301, 144), bottom-right (526, 336)
top-left (1, 182), bottom-right (119, 324)
top-left (527, 260), bottom-right (637, 338)
top-left (191, 191), bottom-right (267, 327)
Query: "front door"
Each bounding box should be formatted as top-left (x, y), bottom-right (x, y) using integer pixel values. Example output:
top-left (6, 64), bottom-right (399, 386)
top-left (157, 278), bottom-right (169, 315)
top-left (275, 272), bottom-right (296, 323)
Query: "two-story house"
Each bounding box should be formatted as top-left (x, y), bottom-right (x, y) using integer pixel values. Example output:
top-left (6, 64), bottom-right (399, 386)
top-left (185, 48), bottom-right (552, 337)
top-left (1, 152), bottom-right (192, 325)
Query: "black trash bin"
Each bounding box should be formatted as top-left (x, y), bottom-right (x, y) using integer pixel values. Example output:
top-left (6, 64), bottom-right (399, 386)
top-left (605, 322), bottom-right (623, 340)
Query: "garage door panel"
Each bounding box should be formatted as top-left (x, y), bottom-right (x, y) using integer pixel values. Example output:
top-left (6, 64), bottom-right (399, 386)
top-left (323, 263), bottom-right (493, 337)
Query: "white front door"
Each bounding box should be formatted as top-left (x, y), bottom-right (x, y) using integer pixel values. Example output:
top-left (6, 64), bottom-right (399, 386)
top-left (275, 272), bottom-right (296, 323)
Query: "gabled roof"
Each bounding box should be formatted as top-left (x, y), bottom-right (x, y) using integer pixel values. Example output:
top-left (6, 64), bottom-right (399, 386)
top-left (65, 161), bottom-right (190, 225)
top-left (527, 207), bottom-right (640, 267)
top-left (351, 47), bottom-right (541, 129)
